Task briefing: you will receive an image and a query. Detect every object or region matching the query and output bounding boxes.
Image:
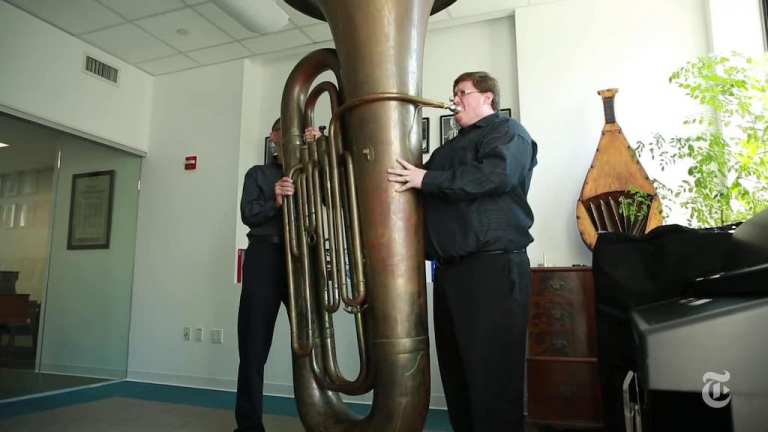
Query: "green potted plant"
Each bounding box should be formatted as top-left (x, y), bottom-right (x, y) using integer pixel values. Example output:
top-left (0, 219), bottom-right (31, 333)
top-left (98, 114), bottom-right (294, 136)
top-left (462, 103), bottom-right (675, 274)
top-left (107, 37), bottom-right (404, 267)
top-left (617, 187), bottom-right (654, 235)
top-left (635, 52), bottom-right (768, 227)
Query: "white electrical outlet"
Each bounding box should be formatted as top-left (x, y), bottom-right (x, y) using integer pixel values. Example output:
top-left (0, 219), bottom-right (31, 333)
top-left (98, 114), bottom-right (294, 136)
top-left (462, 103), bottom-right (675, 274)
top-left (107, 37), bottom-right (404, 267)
top-left (183, 327), bottom-right (191, 341)
top-left (210, 329), bottom-right (224, 344)
top-left (194, 327), bottom-right (204, 342)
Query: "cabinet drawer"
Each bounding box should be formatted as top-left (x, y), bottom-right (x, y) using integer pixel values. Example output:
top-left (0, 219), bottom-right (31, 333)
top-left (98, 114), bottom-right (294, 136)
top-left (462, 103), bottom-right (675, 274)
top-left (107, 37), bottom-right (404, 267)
top-left (527, 358), bottom-right (602, 426)
top-left (529, 269), bottom-right (597, 357)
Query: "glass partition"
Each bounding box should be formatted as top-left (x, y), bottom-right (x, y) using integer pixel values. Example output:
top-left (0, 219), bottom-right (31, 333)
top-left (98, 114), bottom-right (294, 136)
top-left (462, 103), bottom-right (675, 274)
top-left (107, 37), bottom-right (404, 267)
top-left (0, 112), bottom-right (141, 400)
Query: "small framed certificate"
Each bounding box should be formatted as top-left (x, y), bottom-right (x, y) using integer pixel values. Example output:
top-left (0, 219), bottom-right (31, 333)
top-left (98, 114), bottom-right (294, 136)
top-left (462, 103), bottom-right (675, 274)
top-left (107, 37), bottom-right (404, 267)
top-left (67, 170), bottom-right (115, 250)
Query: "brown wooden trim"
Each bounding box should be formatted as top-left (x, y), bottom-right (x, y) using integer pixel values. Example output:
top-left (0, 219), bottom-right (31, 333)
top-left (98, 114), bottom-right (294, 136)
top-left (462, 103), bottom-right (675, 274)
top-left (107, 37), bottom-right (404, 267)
top-left (527, 356), bottom-right (598, 363)
top-left (527, 419), bottom-right (604, 429)
top-left (531, 266), bottom-right (592, 272)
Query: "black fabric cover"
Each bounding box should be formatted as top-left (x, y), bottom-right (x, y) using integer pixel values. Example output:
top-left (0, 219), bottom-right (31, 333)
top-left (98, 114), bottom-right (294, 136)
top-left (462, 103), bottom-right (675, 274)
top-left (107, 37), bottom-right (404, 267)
top-left (592, 224), bottom-right (735, 431)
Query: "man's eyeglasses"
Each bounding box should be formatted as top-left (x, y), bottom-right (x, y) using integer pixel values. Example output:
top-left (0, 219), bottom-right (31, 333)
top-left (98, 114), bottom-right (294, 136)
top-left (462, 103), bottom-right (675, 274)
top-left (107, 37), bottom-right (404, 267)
top-left (453, 89), bottom-right (481, 99)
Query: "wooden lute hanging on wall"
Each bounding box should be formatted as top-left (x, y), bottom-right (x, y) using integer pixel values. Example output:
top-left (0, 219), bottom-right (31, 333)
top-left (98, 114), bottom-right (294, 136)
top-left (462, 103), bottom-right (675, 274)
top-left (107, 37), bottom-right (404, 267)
top-left (576, 88), bottom-right (663, 250)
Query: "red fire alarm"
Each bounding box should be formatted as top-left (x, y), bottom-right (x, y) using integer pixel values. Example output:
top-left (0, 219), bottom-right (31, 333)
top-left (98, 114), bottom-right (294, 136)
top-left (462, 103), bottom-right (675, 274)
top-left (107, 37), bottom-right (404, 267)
top-left (236, 248), bottom-right (245, 284)
top-left (184, 155), bottom-right (197, 170)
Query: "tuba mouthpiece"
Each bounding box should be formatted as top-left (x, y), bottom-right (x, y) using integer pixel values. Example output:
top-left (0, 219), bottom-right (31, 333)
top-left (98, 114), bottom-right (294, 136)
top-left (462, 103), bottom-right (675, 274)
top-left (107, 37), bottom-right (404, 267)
top-left (447, 102), bottom-right (462, 113)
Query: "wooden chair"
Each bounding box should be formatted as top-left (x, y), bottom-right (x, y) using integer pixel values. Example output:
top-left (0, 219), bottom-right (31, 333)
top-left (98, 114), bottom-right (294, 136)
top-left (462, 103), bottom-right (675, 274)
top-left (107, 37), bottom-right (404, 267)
top-left (0, 294), bottom-right (39, 366)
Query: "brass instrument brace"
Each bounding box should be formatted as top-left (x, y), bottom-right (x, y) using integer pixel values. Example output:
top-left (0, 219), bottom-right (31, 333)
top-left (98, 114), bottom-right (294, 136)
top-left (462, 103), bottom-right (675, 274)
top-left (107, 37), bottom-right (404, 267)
top-left (327, 92), bottom-right (459, 162)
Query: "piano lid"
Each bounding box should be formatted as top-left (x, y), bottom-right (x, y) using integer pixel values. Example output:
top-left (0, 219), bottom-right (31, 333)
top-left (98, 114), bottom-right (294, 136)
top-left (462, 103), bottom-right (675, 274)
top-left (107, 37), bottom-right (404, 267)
top-left (691, 208), bottom-right (768, 296)
top-left (733, 207), bottom-right (768, 265)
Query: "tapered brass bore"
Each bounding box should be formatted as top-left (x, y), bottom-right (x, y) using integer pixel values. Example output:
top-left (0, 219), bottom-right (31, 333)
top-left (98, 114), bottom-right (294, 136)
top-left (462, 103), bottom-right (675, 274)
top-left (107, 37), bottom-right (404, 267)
top-left (279, 1), bottom-right (457, 430)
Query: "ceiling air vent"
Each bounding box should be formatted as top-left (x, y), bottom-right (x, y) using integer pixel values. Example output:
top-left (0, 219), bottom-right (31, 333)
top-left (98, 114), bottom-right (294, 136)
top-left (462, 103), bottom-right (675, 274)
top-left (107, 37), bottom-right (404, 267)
top-left (84, 55), bottom-right (119, 84)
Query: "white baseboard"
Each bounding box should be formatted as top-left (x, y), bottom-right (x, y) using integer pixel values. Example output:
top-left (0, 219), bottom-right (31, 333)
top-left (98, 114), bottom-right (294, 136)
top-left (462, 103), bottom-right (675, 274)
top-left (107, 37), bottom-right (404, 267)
top-left (40, 363), bottom-right (125, 379)
top-left (127, 370), bottom-right (446, 408)
top-left (126, 369), bottom-right (236, 391)
top-left (261, 382), bottom-right (445, 408)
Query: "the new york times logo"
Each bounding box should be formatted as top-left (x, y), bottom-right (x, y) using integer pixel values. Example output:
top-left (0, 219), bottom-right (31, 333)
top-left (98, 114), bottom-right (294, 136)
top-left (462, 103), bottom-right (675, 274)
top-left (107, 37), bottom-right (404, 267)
top-left (702, 370), bottom-right (732, 408)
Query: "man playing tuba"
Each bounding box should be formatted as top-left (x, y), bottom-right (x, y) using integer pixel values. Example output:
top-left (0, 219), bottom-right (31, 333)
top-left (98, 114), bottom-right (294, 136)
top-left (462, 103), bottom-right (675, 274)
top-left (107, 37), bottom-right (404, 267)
top-left (389, 71), bottom-right (538, 431)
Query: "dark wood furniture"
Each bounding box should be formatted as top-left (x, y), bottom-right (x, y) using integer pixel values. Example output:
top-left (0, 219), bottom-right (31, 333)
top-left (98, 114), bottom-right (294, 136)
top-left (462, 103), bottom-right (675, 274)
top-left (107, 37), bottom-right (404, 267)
top-left (0, 294), bottom-right (40, 368)
top-left (527, 267), bottom-right (603, 428)
top-left (0, 271), bottom-right (19, 294)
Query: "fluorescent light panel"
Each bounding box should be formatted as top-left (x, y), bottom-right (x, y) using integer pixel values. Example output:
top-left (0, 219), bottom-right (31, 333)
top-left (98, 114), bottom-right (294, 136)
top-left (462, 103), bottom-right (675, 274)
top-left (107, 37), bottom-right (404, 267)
top-left (0, 142), bottom-right (9, 148)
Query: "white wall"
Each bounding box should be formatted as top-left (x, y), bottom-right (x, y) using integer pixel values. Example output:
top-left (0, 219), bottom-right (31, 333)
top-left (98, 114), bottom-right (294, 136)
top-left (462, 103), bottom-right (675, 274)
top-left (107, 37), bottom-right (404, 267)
top-left (124, 0), bottom-right (727, 408)
top-left (6, 0), bottom-right (760, 413)
top-left (235, 59), bottom-right (269, 252)
top-left (122, 16), bottom-right (518, 408)
top-left (127, 60), bottom-right (245, 387)
top-left (0, 1), bottom-right (153, 154)
top-left (424, 17), bottom-right (520, 132)
top-left (516, 0), bottom-right (711, 267)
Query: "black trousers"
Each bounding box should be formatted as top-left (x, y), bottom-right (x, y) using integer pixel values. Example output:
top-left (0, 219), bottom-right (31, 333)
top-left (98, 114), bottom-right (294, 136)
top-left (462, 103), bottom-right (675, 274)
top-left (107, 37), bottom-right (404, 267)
top-left (235, 239), bottom-right (288, 432)
top-left (434, 251), bottom-right (531, 432)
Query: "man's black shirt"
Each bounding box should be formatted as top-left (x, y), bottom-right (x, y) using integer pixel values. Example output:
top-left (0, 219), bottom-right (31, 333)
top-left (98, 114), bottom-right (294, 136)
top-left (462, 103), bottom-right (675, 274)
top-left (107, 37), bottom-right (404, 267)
top-left (241, 159), bottom-right (283, 240)
top-left (421, 112), bottom-right (537, 260)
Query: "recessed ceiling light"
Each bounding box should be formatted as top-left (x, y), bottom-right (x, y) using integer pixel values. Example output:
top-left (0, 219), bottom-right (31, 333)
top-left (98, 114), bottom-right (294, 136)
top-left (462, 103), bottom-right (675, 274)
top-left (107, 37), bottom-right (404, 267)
top-left (0, 142), bottom-right (9, 148)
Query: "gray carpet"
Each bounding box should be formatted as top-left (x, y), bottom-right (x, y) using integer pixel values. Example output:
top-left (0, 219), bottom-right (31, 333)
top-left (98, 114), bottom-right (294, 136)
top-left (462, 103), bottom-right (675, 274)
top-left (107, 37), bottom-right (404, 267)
top-left (0, 396), bottom-right (304, 432)
top-left (0, 368), bottom-right (111, 400)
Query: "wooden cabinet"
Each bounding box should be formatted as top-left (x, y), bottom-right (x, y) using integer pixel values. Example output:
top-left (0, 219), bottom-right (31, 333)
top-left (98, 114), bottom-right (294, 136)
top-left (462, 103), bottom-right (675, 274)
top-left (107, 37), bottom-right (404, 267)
top-left (0, 293), bottom-right (40, 368)
top-left (527, 267), bottom-right (603, 428)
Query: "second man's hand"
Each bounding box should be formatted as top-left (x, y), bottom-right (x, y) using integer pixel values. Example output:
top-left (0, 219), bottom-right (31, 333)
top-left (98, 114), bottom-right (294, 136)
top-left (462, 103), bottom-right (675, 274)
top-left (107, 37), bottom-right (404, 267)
top-left (274, 177), bottom-right (294, 207)
top-left (304, 127), bottom-right (322, 142)
top-left (387, 158), bottom-right (426, 192)
top-left (275, 128), bottom-right (321, 207)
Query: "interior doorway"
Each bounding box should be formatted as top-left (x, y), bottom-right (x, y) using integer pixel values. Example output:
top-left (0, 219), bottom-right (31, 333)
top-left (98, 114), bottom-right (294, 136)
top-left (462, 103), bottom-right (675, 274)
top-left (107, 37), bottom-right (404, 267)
top-left (0, 114), bottom-right (58, 374)
top-left (0, 111), bottom-right (141, 400)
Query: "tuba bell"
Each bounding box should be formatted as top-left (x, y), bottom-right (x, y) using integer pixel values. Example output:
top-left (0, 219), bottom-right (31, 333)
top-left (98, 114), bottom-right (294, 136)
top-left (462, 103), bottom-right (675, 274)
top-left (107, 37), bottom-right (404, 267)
top-left (279, 0), bottom-right (457, 430)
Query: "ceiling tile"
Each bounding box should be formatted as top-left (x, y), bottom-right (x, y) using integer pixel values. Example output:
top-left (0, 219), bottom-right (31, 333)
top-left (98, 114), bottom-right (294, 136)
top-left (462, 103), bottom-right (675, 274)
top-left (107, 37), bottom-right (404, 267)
top-left (186, 42), bottom-right (250, 64)
top-left (241, 29), bottom-right (311, 55)
top-left (275, 0), bottom-right (322, 26)
top-left (135, 8), bottom-right (233, 51)
top-left (97, 0), bottom-right (186, 20)
top-left (8, 0), bottom-right (125, 34)
top-left (137, 54), bottom-right (198, 75)
top-left (447, 0), bottom-right (527, 18)
top-left (182, 0), bottom-right (206, 4)
top-left (81, 23), bottom-right (177, 63)
top-left (193, 2), bottom-right (259, 40)
top-left (301, 23), bottom-right (332, 43)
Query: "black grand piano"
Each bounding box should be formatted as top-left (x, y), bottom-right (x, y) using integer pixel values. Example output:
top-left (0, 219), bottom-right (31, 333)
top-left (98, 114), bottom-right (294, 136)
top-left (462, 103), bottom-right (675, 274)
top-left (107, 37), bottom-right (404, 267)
top-left (593, 209), bottom-right (768, 432)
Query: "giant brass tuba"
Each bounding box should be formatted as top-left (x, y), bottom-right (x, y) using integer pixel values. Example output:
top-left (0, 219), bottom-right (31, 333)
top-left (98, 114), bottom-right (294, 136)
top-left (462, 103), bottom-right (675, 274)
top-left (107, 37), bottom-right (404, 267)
top-left (279, 0), bottom-right (457, 430)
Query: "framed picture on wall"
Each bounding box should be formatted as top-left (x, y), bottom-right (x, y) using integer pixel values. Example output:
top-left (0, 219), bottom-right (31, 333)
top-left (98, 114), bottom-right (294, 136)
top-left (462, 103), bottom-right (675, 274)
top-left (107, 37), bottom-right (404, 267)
top-left (20, 170), bottom-right (37, 195)
top-left (499, 108), bottom-right (512, 118)
top-left (67, 170), bottom-right (115, 250)
top-left (264, 136), bottom-right (274, 165)
top-left (2, 173), bottom-right (18, 197)
top-left (1, 203), bottom-right (16, 229)
top-left (440, 114), bottom-right (459, 145)
top-left (421, 117), bottom-right (430, 154)
top-left (17, 203), bottom-right (31, 228)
